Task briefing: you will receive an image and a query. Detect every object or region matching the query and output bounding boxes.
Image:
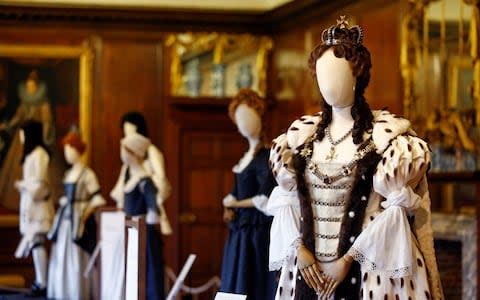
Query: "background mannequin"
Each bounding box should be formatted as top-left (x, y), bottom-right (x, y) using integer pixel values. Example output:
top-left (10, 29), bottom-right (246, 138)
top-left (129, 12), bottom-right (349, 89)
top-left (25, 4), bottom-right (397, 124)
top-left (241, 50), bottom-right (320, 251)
top-left (47, 131), bottom-right (106, 300)
top-left (267, 18), bottom-right (443, 299)
top-left (14, 120), bottom-right (53, 297)
top-left (111, 111), bottom-right (172, 234)
top-left (220, 88), bottom-right (277, 300)
top-left (113, 132), bottom-right (165, 300)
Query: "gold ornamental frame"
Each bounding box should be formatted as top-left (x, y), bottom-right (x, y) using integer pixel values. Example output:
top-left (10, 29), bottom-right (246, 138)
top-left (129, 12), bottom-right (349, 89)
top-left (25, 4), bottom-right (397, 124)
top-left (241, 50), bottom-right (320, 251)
top-left (400, 0), bottom-right (480, 127)
top-left (166, 32), bottom-right (273, 98)
top-left (0, 41), bottom-right (94, 163)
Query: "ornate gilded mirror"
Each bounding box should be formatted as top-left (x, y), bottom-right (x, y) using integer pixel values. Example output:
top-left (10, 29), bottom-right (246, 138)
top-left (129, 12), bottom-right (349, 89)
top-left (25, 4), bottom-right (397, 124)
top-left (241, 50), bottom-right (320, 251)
top-left (401, 0), bottom-right (479, 172)
top-left (166, 33), bottom-right (273, 98)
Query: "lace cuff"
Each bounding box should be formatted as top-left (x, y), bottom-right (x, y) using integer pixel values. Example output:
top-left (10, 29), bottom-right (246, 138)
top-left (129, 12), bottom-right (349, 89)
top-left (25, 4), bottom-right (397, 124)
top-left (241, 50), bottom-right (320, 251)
top-left (348, 247), bottom-right (412, 278)
top-left (350, 206), bottom-right (414, 278)
top-left (269, 237), bottom-right (302, 271)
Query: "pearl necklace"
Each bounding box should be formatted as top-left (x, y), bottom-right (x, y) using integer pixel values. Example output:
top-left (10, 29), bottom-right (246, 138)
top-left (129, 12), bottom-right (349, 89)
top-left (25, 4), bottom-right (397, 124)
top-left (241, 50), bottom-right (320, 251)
top-left (325, 126), bottom-right (354, 161)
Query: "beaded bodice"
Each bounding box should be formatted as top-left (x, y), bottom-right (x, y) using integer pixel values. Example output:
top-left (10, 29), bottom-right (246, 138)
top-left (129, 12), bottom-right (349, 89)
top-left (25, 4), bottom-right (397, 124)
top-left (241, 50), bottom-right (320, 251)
top-left (306, 160), bottom-right (355, 262)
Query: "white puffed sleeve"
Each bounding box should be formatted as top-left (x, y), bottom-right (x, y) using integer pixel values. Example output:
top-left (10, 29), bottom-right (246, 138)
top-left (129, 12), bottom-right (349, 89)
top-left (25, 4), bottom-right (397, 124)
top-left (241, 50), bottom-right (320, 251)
top-left (349, 135), bottom-right (430, 278)
top-left (84, 168), bottom-right (106, 208)
top-left (267, 133), bottom-right (301, 270)
top-left (146, 145), bottom-right (172, 203)
top-left (110, 165), bottom-right (127, 209)
top-left (19, 148), bottom-right (50, 202)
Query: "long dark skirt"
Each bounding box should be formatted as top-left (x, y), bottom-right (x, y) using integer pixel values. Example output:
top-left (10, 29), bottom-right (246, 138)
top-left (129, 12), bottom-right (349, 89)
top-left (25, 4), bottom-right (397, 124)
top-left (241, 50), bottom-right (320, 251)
top-left (220, 223), bottom-right (277, 300)
top-left (146, 224), bottom-right (165, 300)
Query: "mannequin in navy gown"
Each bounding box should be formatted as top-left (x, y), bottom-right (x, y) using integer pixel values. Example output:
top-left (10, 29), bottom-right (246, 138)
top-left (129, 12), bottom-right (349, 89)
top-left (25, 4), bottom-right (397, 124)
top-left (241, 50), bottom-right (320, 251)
top-left (220, 88), bottom-right (277, 300)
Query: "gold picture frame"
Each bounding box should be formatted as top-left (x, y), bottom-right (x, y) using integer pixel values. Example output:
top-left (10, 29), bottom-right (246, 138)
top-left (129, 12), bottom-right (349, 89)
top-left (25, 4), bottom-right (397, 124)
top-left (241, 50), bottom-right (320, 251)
top-left (0, 41), bottom-right (94, 211)
top-left (0, 42), bottom-right (93, 162)
top-left (166, 32), bottom-right (273, 98)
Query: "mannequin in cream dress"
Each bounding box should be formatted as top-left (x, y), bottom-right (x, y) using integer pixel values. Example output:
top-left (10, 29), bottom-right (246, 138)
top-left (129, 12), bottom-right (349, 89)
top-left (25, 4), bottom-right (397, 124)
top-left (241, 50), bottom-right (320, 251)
top-left (14, 120), bottom-right (53, 297)
top-left (47, 131), bottom-right (105, 300)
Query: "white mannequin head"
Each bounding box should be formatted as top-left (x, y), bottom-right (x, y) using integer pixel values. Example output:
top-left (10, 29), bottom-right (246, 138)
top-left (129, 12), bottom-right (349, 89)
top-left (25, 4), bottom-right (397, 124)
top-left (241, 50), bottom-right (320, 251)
top-left (64, 144), bottom-right (81, 165)
top-left (61, 131), bottom-right (86, 165)
top-left (234, 104), bottom-right (261, 139)
top-left (316, 48), bottom-right (356, 109)
top-left (19, 129), bottom-right (25, 144)
top-left (228, 89), bottom-right (265, 147)
top-left (123, 121), bottom-right (137, 137)
top-left (120, 132), bottom-right (150, 166)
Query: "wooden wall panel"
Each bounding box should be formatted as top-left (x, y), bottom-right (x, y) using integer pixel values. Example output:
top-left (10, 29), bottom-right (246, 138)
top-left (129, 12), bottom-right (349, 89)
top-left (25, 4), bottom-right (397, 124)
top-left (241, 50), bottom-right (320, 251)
top-left (357, 3), bottom-right (404, 113)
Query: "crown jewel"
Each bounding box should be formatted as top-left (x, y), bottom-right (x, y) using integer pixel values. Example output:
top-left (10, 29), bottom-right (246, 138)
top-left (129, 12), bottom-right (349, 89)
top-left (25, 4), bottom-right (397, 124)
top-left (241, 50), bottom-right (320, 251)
top-left (321, 16), bottom-right (364, 46)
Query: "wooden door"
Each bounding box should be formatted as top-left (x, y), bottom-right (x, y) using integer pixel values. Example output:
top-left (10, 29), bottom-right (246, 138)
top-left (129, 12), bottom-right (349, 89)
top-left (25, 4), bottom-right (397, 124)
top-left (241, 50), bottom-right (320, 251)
top-left (162, 103), bottom-right (248, 299)
top-left (179, 128), bottom-right (246, 293)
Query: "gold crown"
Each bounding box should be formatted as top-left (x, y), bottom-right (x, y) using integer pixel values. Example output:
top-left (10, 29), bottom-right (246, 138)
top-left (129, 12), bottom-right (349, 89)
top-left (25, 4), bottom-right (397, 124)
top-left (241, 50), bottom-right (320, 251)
top-left (321, 16), bottom-right (364, 46)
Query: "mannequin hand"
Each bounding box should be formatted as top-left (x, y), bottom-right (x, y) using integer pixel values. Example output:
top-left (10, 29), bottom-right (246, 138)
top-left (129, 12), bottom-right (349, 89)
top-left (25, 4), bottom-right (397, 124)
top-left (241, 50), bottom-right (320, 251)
top-left (321, 255), bottom-right (353, 298)
top-left (58, 196), bottom-right (68, 207)
top-left (223, 208), bottom-right (235, 223)
top-left (297, 245), bottom-right (325, 293)
top-left (14, 180), bottom-right (22, 191)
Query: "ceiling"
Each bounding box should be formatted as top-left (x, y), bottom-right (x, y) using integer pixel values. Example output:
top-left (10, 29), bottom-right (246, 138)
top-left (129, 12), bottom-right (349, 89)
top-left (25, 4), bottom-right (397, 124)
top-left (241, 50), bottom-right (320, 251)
top-left (0, 0), bottom-right (295, 11)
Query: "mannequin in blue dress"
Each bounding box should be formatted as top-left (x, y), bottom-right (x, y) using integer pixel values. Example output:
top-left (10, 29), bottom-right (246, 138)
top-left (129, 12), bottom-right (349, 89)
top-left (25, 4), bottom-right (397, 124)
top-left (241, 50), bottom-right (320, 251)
top-left (117, 132), bottom-right (165, 300)
top-left (220, 88), bottom-right (277, 300)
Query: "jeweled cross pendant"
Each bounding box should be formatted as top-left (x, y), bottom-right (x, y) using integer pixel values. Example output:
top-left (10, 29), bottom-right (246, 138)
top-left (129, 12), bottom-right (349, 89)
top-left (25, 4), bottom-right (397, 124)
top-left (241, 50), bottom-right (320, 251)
top-left (325, 146), bottom-right (337, 161)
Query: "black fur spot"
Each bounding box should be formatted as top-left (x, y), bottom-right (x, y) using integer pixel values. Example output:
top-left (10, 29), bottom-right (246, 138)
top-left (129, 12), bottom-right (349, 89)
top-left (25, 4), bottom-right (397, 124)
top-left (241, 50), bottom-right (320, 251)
top-left (390, 278), bottom-right (395, 286)
top-left (279, 287), bottom-right (283, 295)
top-left (363, 272), bottom-right (368, 282)
top-left (410, 280), bottom-right (414, 290)
top-left (425, 291), bottom-right (431, 299)
top-left (417, 258), bottom-right (423, 267)
top-left (289, 271), bottom-right (293, 280)
top-left (400, 278), bottom-right (404, 288)
top-left (369, 290), bottom-right (373, 299)
top-left (385, 128), bottom-right (392, 133)
top-left (377, 275), bottom-right (381, 285)
top-left (289, 127), bottom-right (299, 131)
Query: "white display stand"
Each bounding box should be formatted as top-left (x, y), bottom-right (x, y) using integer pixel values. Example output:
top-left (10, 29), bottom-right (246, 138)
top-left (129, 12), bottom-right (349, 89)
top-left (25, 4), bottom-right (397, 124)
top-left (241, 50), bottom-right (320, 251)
top-left (100, 211), bottom-right (126, 300)
top-left (214, 292), bottom-right (247, 300)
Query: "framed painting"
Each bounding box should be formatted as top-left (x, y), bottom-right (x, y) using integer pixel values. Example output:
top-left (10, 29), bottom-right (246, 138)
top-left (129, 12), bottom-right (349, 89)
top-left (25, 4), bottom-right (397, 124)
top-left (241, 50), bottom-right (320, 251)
top-left (0, 42), bottom-right (93, 211)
